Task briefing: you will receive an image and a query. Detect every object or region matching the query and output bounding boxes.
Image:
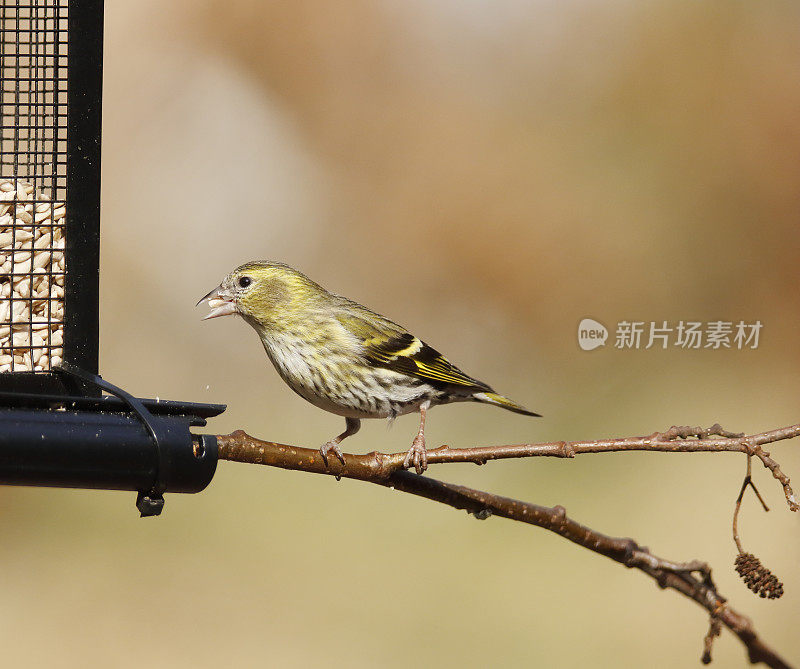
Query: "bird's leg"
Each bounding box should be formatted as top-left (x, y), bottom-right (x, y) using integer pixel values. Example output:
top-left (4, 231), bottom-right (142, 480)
top-left (320, 417), bottom-right (360, 467)
top-left (403, 401), bottom-right (430, 474)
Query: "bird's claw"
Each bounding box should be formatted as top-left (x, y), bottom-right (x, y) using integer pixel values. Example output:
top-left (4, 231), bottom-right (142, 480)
top-left (403, 435), bottom-right (428, 474)
top-left (320, 441), bottom-right (346, 467)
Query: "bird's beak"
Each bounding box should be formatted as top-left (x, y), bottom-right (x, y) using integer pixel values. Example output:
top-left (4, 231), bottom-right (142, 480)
top-left (196, 285), bottom-right (237, 320)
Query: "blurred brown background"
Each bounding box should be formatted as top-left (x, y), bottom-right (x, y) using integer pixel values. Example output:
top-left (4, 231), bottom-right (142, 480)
top-left (3, 1), bottom-right (800, 666)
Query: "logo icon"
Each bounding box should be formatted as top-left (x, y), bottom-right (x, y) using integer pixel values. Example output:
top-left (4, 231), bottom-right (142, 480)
top-left (578, 318), bottom-right (608, 351)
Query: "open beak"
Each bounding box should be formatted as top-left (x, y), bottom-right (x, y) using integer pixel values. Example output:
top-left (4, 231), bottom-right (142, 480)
top-left (196, 286), bottom-right (237, 320)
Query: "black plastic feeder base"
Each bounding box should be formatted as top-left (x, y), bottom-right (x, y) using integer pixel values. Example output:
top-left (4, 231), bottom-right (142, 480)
top-left (0, 390), bottom-right (224, 516)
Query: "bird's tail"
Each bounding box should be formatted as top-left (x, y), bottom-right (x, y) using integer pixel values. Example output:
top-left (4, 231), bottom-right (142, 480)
top-left (473, 391), bottom-right (541, 417)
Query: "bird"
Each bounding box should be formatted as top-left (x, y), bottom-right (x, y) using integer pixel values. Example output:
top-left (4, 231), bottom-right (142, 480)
top-left (197, 261), bottom-right (540, 474)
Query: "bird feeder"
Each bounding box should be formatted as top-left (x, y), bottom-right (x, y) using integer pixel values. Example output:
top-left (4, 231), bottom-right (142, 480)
top-left (0, 0), bottom-right (223, 515)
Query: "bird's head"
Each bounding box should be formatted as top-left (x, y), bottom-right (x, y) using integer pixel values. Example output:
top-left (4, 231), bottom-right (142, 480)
top-left (197, 261), bottom-right (324, 330)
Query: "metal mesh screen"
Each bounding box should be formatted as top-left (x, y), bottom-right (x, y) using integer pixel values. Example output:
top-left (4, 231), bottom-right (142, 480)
top-left (0, 1), bottom-right (68, 373)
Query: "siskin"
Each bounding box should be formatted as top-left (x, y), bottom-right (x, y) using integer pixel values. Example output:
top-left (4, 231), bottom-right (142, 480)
top-left (198, 261), bottom-right (540, 473)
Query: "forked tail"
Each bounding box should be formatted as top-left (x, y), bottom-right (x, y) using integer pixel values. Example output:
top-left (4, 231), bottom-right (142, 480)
top-left (473, 391), bottom-right (541, 417)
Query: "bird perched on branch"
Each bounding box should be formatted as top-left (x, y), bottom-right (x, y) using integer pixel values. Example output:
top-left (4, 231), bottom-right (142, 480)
top-left (198, 261), bottom-right (540, 473)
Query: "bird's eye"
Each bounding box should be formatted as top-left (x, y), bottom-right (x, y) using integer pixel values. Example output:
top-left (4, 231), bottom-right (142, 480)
top-left (238, 276), bottom-right (252, 289)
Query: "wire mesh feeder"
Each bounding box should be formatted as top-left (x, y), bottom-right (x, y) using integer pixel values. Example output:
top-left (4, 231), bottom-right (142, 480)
top-left (0, 0), bottom-right (100, 393)
top-left (1, 1), bottom-right (68, 375)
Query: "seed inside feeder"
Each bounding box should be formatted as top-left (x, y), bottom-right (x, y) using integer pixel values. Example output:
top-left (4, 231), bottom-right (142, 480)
top-left (0, 178), bottom-right (65, 373)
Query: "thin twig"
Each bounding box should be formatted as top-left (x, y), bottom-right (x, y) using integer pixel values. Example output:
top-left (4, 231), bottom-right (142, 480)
top-left (703, 613), bottom-right (723, 665)
top-left (215, 426), bottom-right (798, 668)
top-left (732, 456), bottom-right (770, 554)
top-left (733, 458), bottom-right (750, 555)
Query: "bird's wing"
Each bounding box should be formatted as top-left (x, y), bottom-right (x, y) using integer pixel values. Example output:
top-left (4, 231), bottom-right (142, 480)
top-left (335, 305), bottom-right (491, 391)
top-left (369, 334), bottom-right (492, 390)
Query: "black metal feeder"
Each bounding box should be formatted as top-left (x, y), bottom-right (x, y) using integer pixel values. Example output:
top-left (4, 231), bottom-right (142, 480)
top-left (0, 0), bottom-right (223, 516)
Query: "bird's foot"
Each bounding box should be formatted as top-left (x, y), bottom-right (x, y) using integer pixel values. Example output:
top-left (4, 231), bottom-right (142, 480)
top-left (403, 434), bottom-right (428, 474)
top-left (320, 440), bottom-right (346, 467)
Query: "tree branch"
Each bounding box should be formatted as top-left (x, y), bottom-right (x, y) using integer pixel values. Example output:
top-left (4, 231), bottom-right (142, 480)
top-left (217, 423), bottom-right (800, 510)
top-left (214, 425), bottom-right (799, 668)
